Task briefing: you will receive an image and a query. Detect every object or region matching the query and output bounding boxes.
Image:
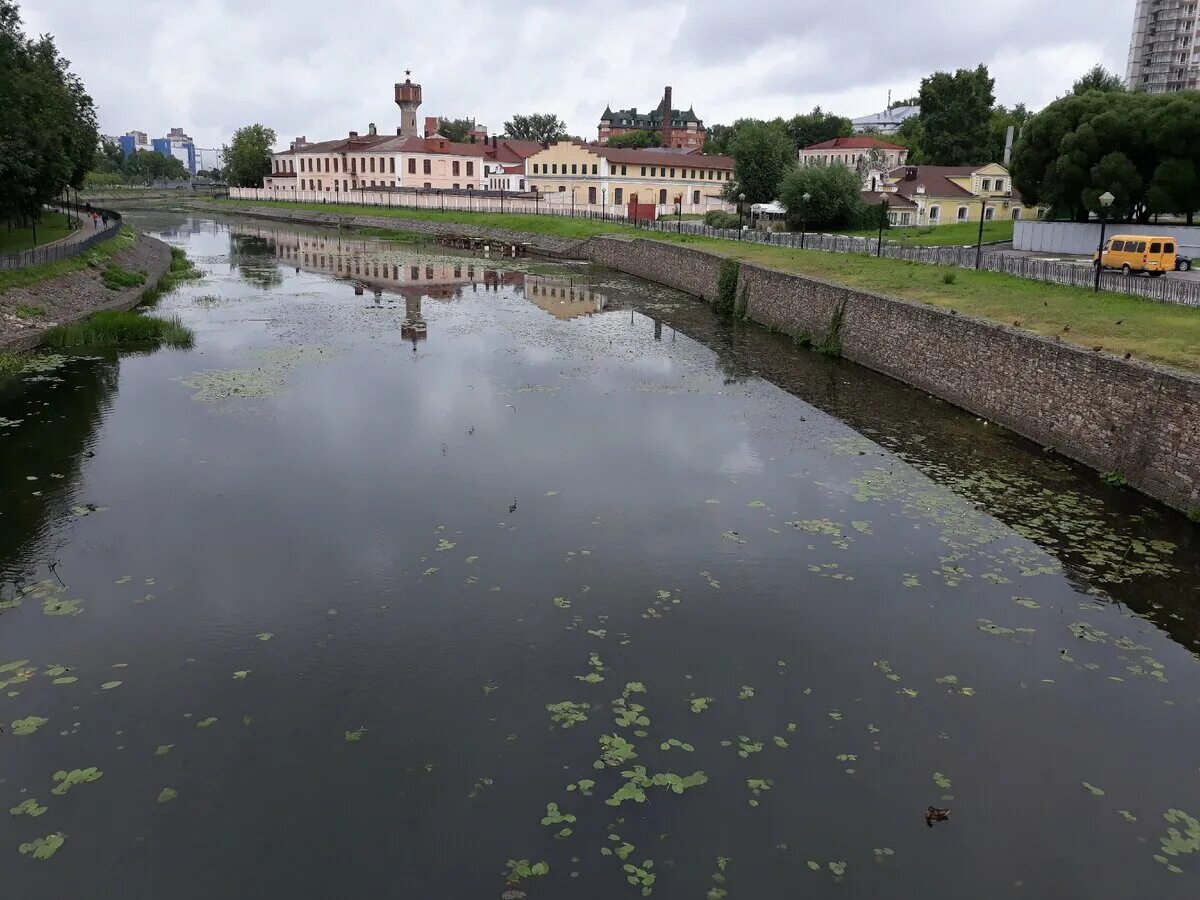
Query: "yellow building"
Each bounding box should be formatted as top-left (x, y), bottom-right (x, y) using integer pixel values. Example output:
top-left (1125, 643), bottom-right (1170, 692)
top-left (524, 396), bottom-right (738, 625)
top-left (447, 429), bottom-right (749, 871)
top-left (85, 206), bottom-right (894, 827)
top-left (882, 164), bottom-right (1043, 226)
top-left (524, 141), bottom-right (734, 213)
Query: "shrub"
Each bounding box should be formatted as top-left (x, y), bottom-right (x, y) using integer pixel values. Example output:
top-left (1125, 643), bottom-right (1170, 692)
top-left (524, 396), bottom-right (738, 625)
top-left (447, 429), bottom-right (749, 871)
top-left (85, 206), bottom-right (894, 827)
top-left (1100, 471), bottom-right (1128, 488)
top-left (712, 259), bottom-right (740, 316)
top-left (779, 164), bottom-right (872, 231)
top-left (942, 272), bottom-right (957, 285)
top-left (100, 264), bottom-right (146, 290)
top-left (1187, 505), bottom-right (1199, 524)
top-left (0, 352), bottom-right (25, 379)
top-left (42, 310), bottom-right (194, 349)
top-left (704, 210), bottom-right (741, 229)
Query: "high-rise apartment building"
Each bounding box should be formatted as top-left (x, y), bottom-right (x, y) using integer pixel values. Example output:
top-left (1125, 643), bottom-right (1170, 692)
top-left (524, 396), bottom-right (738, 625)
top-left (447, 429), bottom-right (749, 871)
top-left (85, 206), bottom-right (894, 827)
top-left (1127, 0), bottom-right (1200, 92)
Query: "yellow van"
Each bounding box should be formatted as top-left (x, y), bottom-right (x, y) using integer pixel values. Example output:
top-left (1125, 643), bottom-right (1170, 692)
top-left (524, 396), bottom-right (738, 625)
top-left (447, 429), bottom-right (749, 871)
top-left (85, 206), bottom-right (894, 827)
top-left (1093, 234), bottom-right (1178, 277)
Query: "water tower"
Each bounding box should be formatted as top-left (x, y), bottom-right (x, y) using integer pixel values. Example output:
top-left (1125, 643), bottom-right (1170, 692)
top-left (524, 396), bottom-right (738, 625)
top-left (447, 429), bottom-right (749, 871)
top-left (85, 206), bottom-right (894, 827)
top-left (395, 71), bottom-right (422, 138)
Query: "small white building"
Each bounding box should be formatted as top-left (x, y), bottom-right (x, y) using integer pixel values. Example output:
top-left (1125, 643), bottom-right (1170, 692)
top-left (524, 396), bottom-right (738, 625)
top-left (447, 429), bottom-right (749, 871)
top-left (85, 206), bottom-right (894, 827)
top-left (851, 105), bottom-right (919, 135)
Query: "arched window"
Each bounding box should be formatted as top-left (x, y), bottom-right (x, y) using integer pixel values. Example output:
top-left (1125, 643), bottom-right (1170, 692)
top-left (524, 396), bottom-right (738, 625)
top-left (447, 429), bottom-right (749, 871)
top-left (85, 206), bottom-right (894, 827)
top-left (1011, 208), bottom-right (1021, 221)
top-left (928, 206), bottom-right (940, 222)
top-left (957, 206), bottom-right (969, 222)
top-left (984, 206), bottom-right (995, 221)
top-left (614, 188), bottom-right (623, 204)
top-left (659, 189), bottom-right (667, 204)
top-left (588, 186), bottom-right (597, 203)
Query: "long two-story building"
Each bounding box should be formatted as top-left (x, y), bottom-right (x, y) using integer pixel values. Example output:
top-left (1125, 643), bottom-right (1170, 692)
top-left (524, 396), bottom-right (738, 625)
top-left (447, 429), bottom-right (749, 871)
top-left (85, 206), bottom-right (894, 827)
top-left (524, 142), bottom-right (733, 210)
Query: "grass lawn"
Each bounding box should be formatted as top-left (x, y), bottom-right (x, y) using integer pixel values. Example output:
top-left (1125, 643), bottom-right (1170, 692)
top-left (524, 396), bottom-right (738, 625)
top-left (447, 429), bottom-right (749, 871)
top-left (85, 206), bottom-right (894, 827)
top-left (0, 225), bottom-right (135, 294)
top-left (0, 213), bottom-right (74, 253)
top-left (839, 220), bottom-right (1015, 246)
top-left (206, 199), bottom-right (1200, 374)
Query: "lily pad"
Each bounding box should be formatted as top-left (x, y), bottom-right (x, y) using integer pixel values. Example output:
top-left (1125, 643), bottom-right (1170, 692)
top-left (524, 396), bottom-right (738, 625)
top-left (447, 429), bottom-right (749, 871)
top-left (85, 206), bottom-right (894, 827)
top-left (18, 832), bottom-right (65, 860)
top-left (51, 767), bottom-right (102, 796)
top-left (11, 715), bottom-right (49, 736)
top-left (157, 788), bottom-right (178, 804)
top-left (9, 798), bottom-right (47, 817)
top-left (100, 680), bottom-right (122, 690)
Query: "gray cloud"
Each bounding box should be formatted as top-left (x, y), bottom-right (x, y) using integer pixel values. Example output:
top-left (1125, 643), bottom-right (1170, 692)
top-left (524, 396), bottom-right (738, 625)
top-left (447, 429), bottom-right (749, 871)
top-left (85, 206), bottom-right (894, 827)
top-left (23, 0), bottom-right (1134, 151)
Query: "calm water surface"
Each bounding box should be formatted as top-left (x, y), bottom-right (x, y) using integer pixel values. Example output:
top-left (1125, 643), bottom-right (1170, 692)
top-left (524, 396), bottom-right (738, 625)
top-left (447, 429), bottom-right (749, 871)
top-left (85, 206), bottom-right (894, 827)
top-left (2, 212), bottom-right (1199, 899)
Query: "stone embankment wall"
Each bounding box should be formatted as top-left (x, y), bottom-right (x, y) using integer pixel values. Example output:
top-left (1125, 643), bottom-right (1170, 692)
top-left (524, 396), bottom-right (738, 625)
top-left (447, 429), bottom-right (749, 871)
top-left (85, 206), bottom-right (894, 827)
top-left (0, 232), bottom-right (172, 353)
top-left (200, 203), bottom-right (588, 257)
top-left (585, 236), bottom-right (1200, 514)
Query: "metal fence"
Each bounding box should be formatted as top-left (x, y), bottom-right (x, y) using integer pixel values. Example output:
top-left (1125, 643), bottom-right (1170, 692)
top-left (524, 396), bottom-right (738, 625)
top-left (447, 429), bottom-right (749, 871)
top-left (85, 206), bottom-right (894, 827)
top-left (0, 203), bottom-right (123, 271)
top-left (226, 188), bottom-right (1200, 308)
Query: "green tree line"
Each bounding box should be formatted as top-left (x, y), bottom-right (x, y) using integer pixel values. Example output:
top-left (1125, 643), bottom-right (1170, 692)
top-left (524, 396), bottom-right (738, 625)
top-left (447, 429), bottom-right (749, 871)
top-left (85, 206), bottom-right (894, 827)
top-left (0, 0), bottom-right (97, 231)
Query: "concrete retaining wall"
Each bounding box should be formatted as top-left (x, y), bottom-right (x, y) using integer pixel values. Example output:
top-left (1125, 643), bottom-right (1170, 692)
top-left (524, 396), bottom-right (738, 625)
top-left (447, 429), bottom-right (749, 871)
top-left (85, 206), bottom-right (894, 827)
top-left (1015, 220), bottom-right (1200, 257)
top-left (583, 236), bottom-right (1200, 514)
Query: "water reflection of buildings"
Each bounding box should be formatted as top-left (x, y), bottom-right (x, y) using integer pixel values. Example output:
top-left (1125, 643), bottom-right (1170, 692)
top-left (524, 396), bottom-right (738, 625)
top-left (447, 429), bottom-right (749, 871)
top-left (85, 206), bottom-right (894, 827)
top-left (522, 275), bottom-right (610, 320)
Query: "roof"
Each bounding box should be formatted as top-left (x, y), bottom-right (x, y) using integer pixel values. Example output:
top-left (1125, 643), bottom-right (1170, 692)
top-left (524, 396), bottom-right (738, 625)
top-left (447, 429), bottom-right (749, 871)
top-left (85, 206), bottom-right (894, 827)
top-left (484, 138), bottom-right (544, 163)
top-left (266, 171), bottom-right (297, 178)
top-left (279, 134), bottom-right (488, 157)
top-left (887, 166), bottom-right (979, 199)
top-left (501, 164), bottom-right (524, 175)
top-left (851, 105), bottom-right (920, 128)
top-left (591, 145), bottom-right (732, 168)
top-left (599, 107), bottom-right (703, 128)
top-left (861, 191), bottom-right (917, 209)
top-left (802, 136), bottom-right (906, 152)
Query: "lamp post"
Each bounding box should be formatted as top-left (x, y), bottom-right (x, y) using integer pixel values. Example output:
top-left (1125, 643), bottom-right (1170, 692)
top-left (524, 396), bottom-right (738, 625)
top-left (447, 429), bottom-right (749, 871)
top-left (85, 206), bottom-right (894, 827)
top-left (975, 198), bottom-right (988, 269)
top-left (468, 184), bottom-right (474, 213)
top-left (800, 191), bottom-right (811, 250)
top-left (676, 194), bottom-right (682, 233)
top-left (738, 193), bottom-right (746, 240)
top-left (571, 187), bottom-right (576, 217)
top-left (1094, 191), bottom-right (1115, 293)
top-left (877, 195), bottom-right (888, 257)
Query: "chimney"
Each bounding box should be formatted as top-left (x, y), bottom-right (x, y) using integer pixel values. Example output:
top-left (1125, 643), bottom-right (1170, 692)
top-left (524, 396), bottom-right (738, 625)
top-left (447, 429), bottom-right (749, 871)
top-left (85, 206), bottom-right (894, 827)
top-left (368, 122), bottom-right (377, 136)
top-left (1003, 124), bottom-right (1015, 166)
top-left (397, 127), bottom-right (403, 136)
top-left (349, 130), bottom-right (358, 138)
top-left (905, 166), bottom-right (917, 181)
top-left (660, 86), bottom-right (674, 148)
top-left (491, 135), bottom-right (497, 149)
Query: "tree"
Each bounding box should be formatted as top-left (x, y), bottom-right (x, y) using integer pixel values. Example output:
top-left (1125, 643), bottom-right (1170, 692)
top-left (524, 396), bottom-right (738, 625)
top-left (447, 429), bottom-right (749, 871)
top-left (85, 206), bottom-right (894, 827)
top-left (125, 149), bottom-right (188, 181)
top-left (1148, 158), bottom-right (1200, 224)
top-left (223, 124), bottom-right (276, 188)
top-left (435, 117), bottom-right (475, 142)
top-left (605, 129), bottom-right (661, 149)
top-left (728, 120), bottom-right (795, 203)
top-left (986, 103), bottom-right (1031, 165)
top-left (786, 107), bottom-right (853, 150)
top-left (503, 113), bottom-right (568, 143)
top-left (1073, 64), bottom-right (1125, 96)
top-left (913, 64), bottom-right (995, 165)
top-left (778, 163), bottom-right (870, 230)
top-left (0, 0), bottom-right (97, 230)
top-left (703, 123), bottom-right (735, 155)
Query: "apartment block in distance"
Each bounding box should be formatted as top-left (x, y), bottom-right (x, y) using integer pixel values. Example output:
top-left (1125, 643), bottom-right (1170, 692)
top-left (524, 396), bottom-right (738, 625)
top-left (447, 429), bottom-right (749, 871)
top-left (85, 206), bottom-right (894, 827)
top-left (1127, 0), bottom-right (1200, 92)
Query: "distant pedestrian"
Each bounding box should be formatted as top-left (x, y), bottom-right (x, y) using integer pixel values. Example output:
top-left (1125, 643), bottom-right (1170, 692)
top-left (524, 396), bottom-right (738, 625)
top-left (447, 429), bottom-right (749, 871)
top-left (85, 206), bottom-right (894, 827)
top-left (101, 212), bottom-right (109, 227)
top-left (84, 201), bottom-right (92, 215)
top-left (91, 211), bottom-right (98, 229)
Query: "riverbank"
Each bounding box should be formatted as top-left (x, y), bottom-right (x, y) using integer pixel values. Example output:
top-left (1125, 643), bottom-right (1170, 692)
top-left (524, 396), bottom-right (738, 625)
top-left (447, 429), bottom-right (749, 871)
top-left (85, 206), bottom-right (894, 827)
top-left (0, 228), bottom-right (173, 354)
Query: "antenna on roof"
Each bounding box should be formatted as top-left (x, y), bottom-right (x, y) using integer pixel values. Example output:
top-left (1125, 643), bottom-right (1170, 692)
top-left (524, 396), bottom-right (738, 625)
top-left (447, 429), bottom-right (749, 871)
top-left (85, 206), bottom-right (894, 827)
top-left (887, 88), bottom-right (892, 108)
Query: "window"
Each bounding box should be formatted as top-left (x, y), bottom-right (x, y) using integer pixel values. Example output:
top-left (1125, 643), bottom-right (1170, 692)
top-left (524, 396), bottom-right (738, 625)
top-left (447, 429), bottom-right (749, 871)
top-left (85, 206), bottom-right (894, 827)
top-left (423, 160), bottom-right (431, 174)
top-left (928, 206), bottom-right (940, 222)
top-left (552, 163), bottom-right (558, 174)
top-left (559, 185), bottom-right (565, 192)
top-left (982, 178), bottom-right (991, 190)
top-left (620, 165), bottom-right (626, 175)
top-left (591, 164), bottom-right (598, 174)
top-left (343, 179), bottom-right (348, 191)
top-left (1111, 240), bottom-right (1125, 251)
top-left (651, 167), bottom-right (657, 176)
top-left (670, 168), bottom-right (675, 177)
top-left (995, 178), bottom-right (1005, 191)
top-left (379, 157), bottom-right (385, 172)
top-left (466, 161), bottom-right (473, 176)
top-left (1136, 241), bottom-right (1147, 252)
top-left (452, 161), bottom-right (460, 176)
top-left (389, 158), bottom-right (395, 173)
top-left (984, 206), bottom-right (995, 221)
top-left (533, 163), bottom-right (539, 174)
top-left (1165, 242), bottom-right (1176, 253)
top-left (333, 158), bottom-right (339, 172)
top-left (1011, 208), bottom-right (1021, 221)
top-left (408, 159), bottom-right (415, 174)
top-left (571, 163), bottom-right (577, 174)
top-left (614, 187), bottom-right (623, 204)
top-left (369, 158), bottom-right (376, 173)
top-left (588, 186), bottom-right (596, 203)
top-left (1150, 241), bottom-right (1162, 253)
top-left (690, 169), bottom-right (696, 179)
top-left (424, 182), bottom-right (431, 188)
top-left (641, 167), bottom-right (646, 176)
top-left (519, 179), bottom-right (525, 190)
top-left (693, 190), bottom-right (700, 204)
top-left (453, 183), bottom-right (459, 190)
top-left (957, 206), bottom-right (968, 222)
top-left (659, 189), bottom-right (667, 204)
top-left (322, 159), bottom-right (328, 172)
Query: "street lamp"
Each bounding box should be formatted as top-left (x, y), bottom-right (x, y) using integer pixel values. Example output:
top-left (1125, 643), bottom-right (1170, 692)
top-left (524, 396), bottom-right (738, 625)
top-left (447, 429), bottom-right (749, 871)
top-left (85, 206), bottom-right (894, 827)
top-left (1094, 190), bottom-right (1115, 293)
top-left (877, 195), bottom-right (888, 257)
top-left (800, 191), bottom-right (811, 250)
top-left (738, 192), bottom-right (746, 239)
top-left (675, 194), bottom-right (682, 233)
top-left (571, 187), bottom-right (576, 216)
top-left (975, 197), bottom-right (988, 270)
top-left (468, 184), bottom-right (474, 213)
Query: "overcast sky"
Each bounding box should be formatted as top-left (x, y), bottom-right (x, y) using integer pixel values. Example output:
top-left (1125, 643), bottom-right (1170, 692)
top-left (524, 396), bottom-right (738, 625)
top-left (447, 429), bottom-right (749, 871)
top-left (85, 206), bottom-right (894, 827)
top-left (24, 0), bottom-right (1136, 151)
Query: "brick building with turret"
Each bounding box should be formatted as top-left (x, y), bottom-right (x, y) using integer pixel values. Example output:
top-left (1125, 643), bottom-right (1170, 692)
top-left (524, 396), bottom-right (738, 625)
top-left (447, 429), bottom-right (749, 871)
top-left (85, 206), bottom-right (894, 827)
top-left (597, 86), bottom-right (705, 149)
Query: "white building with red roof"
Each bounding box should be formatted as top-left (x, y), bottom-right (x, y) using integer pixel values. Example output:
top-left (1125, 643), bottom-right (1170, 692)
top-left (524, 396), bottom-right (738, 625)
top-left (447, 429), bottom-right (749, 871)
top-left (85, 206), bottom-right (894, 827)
top-left (798, 136), bottom-right (909, 191)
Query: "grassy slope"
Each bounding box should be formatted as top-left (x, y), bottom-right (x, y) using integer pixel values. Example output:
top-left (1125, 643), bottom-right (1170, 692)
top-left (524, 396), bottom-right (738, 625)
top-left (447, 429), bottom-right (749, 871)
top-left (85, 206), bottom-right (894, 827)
top-left (0, 225), bottom-right (136, 293)
top-left (838, 220), bottom-right (1015, 245)
top-left (206, 200), bottom-right (1200, 373)
top-left (0, 213), bottom-right (74, 252)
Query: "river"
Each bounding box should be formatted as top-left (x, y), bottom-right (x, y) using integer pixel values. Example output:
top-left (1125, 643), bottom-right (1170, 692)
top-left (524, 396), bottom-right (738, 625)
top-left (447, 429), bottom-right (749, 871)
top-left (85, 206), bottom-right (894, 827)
top-left (1, 210), bottom-right (1198, 899)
